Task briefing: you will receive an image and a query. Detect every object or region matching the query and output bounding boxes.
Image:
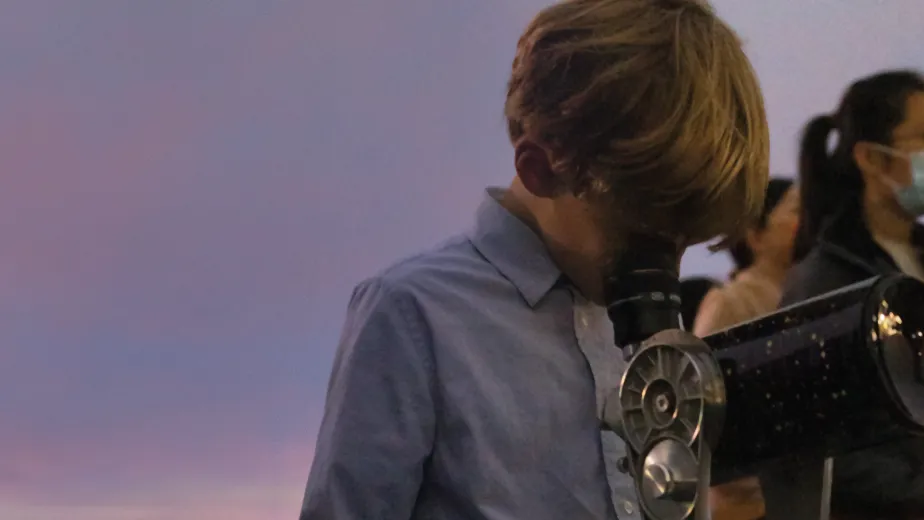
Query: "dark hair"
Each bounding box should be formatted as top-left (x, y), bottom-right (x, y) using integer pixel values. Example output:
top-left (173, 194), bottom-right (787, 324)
top-left (727, 177), bottom-right (794, 270)
top-left (679, 276), bottom-right (720, 331)
top-left (793, 69), bottom-right (924, 262)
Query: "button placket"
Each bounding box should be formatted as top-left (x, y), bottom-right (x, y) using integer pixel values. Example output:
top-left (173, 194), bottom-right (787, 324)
top-left (571, 291), bottom-right (640, 520)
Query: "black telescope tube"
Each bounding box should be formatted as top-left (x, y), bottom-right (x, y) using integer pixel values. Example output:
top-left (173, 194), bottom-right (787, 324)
top-left (706, 274), bottom-right (924, 485)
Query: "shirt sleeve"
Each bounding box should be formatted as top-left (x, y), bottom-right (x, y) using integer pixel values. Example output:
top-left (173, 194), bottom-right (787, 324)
top-left (300, 278), bottom-right (436, 520)
top-left (692, 287), bottom-right (741, 337)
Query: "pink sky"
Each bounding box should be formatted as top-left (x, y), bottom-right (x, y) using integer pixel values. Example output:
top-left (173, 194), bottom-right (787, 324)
top-left (0, 0), bottom-right (920, 518)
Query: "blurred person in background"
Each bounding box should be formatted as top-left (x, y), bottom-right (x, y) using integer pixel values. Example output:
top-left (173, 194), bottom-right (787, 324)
top-left (781, 69), bottom-right (924, 519)
top-left (299, 0), bottom-right (770, 519)
top-left (693, 178), bottom-right (799, 337)
top-left (679, 276), bottom-right (721, 331)
top-left (692, 177), bottom-right (799, 520)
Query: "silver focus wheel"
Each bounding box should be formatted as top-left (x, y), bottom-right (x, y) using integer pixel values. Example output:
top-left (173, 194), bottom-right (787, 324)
top-left (619, 345), bottom-right (707, 452)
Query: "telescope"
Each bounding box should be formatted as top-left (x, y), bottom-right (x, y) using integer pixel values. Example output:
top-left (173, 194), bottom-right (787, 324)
top-left (601, 243), bottom-right (924, 520)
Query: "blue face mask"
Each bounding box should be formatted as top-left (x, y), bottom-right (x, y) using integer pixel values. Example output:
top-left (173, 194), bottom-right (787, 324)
top-left (894, 152), bottom-right (924, 217)
top-left (871, 144), bottom-right (924, 217)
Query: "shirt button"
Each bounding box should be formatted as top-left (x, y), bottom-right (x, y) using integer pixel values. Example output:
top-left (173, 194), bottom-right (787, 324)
top-left (622, 500), bottom-right (635, 515)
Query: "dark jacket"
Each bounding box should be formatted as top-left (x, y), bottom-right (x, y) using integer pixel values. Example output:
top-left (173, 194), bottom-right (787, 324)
top-left (781, 203), bottom-right (924, 518)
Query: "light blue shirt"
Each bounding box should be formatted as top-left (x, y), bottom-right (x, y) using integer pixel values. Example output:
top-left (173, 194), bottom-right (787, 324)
top-left (301, 188), bottom-right (640, 520)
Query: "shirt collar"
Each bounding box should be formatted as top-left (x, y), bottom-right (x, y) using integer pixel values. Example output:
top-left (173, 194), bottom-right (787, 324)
top-left (468, 187), bottom-right (561, 307)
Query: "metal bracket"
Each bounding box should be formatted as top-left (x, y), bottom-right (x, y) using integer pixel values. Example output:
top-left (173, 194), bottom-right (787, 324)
top-left (603, 330), bottom-right (725, 520)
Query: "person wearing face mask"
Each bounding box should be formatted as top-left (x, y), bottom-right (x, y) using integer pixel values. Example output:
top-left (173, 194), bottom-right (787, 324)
top-left (693, 177), bottom-right (799, 337)
top-left (780, 69), bottom-right (924, 520)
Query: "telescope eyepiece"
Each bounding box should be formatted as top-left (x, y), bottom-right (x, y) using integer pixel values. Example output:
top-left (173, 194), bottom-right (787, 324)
top-left (604, 236), bottom-right (683, 349)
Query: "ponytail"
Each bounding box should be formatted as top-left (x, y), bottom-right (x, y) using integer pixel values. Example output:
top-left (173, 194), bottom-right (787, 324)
top-left (792, 114), bottom-right (837, 262)
top-left (792, 70), bottom-right (924, 263)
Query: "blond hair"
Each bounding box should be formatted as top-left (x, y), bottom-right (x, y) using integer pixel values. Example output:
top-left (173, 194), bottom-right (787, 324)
top-left (505, 0), bottom-right (769, 247)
